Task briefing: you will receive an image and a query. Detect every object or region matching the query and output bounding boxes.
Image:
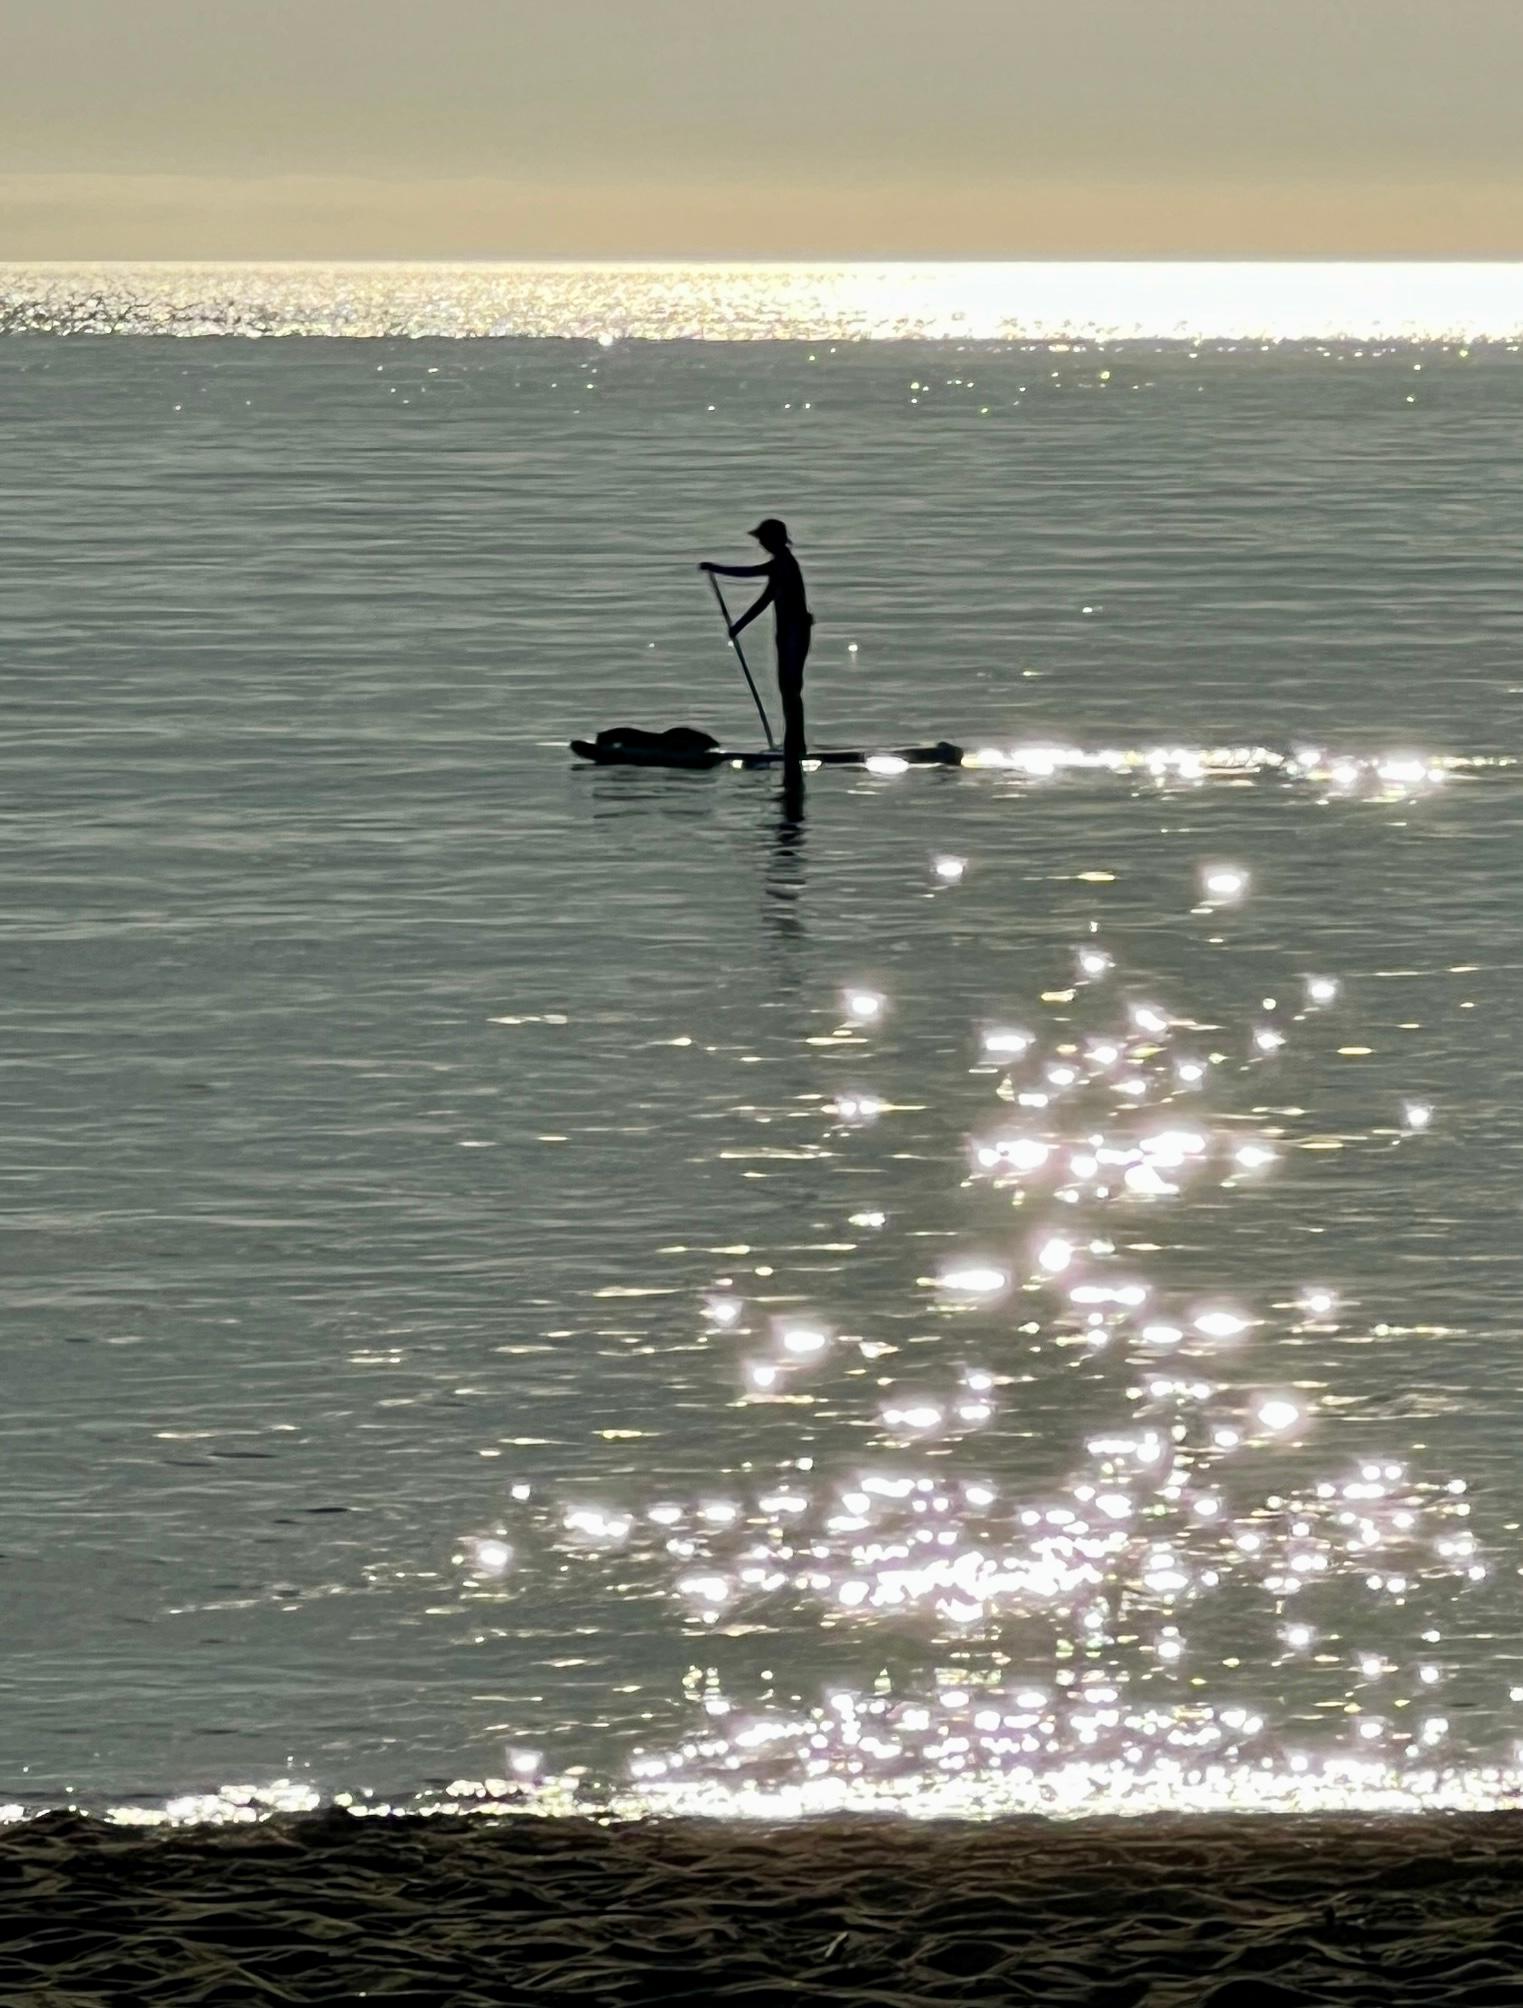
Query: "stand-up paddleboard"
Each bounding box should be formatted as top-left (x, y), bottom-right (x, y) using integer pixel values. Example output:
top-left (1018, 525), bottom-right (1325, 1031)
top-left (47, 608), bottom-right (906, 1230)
top-left (572, 727), bottom-right (964, 771)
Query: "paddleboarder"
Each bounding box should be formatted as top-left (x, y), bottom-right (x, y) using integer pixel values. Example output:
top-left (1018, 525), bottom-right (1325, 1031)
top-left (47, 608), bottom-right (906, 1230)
top-left (700, 519), bottom-right (813, 764)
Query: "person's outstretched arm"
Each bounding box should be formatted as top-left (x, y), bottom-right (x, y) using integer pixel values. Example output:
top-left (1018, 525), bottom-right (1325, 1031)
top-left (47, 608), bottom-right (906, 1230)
top-left (699, 560), bottom-right (771, 578)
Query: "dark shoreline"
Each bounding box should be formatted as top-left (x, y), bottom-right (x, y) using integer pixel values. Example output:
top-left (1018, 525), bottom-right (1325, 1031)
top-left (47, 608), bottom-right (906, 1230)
top-left (8, 1808), bottom-right (1523, 2004)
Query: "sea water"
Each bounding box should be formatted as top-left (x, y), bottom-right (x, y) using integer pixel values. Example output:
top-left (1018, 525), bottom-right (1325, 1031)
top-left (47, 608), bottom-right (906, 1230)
top-left (4, 263), bottom-right (1523, 1818)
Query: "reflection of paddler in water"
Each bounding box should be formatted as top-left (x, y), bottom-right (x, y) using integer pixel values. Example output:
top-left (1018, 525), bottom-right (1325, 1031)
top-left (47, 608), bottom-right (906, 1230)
top-left (700, 518), bottom-right (813, 765)
top-left (764, 767), bottom-right (808, 942)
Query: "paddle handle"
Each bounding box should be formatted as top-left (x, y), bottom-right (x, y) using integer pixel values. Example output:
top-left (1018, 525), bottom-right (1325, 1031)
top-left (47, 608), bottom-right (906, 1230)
top-left (706, 572), bottom-right (777, 751)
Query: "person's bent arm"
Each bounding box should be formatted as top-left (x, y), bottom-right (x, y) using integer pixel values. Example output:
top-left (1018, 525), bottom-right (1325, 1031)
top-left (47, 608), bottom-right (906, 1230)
top-left (728, 583), bottom-right (774, 637)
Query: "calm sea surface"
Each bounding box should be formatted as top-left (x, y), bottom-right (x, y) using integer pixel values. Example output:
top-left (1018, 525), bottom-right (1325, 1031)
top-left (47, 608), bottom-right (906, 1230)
top-left (4, 264), bottom-right (1523, 1818)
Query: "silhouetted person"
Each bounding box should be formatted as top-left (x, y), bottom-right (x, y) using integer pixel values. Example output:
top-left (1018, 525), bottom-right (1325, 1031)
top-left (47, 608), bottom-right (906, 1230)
top-left (701, 519), bottom-right (813, 764)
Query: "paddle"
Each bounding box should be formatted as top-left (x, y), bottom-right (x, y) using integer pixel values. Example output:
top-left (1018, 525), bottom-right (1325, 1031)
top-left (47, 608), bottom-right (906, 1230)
top-left (705, 572), bottom-right (777, 751)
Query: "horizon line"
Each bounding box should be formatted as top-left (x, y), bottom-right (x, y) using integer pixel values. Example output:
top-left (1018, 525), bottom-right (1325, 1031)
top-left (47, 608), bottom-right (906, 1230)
top-left (7, 254), bottom-right (1523, 269)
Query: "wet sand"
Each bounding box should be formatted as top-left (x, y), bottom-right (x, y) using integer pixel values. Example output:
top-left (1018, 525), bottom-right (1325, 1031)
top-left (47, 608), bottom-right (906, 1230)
top-left (7, 1810), bottom-right (1523, 2004)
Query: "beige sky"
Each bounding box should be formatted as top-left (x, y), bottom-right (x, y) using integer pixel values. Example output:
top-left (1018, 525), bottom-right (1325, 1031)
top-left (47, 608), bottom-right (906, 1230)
top-left (4, 0), bottom-right (1521, 259)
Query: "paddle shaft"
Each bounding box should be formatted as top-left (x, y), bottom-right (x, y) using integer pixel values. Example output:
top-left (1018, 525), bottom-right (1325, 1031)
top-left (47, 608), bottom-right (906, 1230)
top-left (706, 574), bottom-right (777, 750)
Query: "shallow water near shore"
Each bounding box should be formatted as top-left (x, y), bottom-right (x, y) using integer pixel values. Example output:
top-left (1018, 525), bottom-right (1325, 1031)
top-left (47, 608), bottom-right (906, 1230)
top-left (4, 266), bottom-right (1523, 1818)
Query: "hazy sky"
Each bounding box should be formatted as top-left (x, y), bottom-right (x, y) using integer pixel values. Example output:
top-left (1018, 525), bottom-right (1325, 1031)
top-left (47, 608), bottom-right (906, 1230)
top-left (5, 0), bottom-right (1522, 259)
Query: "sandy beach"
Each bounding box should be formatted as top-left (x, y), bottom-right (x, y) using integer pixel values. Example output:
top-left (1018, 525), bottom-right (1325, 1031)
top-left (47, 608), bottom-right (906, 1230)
top-left (7, 1808), bottom-right (1523, 2003)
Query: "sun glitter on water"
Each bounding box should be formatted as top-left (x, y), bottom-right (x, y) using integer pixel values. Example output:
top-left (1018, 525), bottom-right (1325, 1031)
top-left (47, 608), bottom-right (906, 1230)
top-left (437, 746), bottom-right (1523, 1822)
top-left (5, 261), bottom-right (1523, 341)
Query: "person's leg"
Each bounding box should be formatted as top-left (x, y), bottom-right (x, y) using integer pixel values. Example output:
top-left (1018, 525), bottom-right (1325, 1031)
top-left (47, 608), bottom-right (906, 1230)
top-left (780, 675), bottom-right (805, 761)
top-left (778, 631), bottom-right (808, 761)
